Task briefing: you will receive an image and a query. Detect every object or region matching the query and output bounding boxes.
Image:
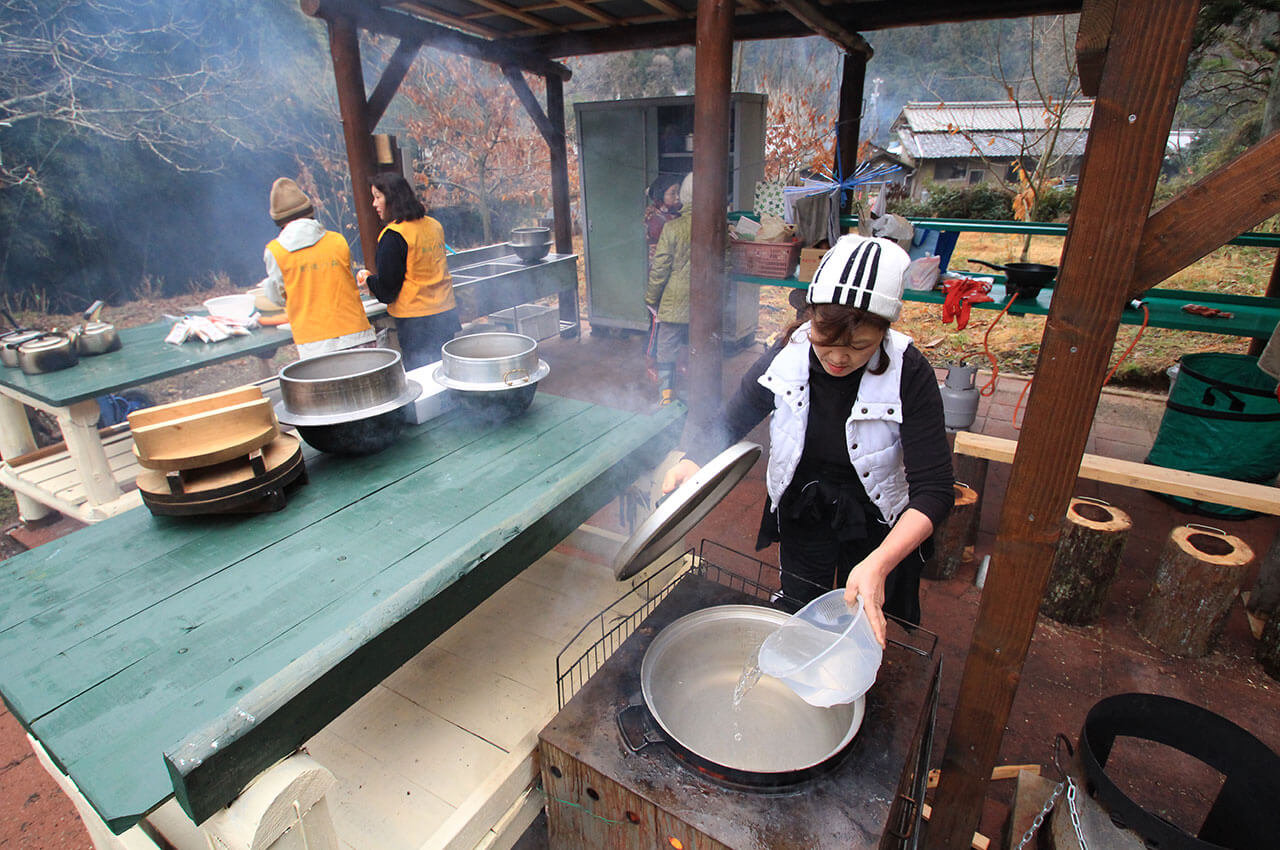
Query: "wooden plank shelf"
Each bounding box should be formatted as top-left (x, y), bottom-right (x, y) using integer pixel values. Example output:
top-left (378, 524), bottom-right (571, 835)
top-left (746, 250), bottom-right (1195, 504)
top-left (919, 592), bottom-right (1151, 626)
top-left (953, 430), bottom-right (1280, 516)
top-left (0, 427), bottom-right (143, 522)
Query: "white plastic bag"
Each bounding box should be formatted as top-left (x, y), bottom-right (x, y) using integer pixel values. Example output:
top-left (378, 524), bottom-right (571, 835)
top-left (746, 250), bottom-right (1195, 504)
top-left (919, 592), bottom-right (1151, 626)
top-left (905, 256), bottom-right (941, 291)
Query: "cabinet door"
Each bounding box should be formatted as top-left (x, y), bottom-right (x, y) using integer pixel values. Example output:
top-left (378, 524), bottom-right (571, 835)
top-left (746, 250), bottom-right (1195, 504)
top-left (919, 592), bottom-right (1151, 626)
top-left (579, 108), bottom-right (649, 329)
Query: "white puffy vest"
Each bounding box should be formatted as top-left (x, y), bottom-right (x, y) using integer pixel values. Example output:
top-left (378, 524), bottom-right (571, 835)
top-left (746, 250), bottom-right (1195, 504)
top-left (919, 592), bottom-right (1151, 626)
top-left (759, 324), bottom-right (913, 524)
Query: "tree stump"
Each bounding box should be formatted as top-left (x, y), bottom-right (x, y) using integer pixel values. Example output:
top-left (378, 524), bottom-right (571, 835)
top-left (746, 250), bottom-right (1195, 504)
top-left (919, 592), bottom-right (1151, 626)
top-left (1257, 608), bottom-right (1280, 682)
top-left (1041, 497), bottom-right (1132, 626)
top-left (1244, 530), bottom-right (1280, 616)
top-left (1135, 525), bottom-right (1255, 657)
top-left (923, 483), bottom-right (978, 580)
top-left (952, 453), bottom-right (987, 549)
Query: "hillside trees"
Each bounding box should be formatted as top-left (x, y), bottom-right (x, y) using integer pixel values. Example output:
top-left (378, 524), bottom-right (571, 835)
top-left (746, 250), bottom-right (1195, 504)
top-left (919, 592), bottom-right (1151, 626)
top-left (395, 52), bottom-right (551, 245)
top-left (0, 0), bottom-right (328, 308)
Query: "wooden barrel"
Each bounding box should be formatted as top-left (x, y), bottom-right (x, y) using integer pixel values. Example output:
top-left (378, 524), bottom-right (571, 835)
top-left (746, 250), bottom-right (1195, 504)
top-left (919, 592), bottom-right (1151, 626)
top-left (1040, 497), bottom-right (1132, 625)
top-left (1135, 525), bottom-right (1254, 657)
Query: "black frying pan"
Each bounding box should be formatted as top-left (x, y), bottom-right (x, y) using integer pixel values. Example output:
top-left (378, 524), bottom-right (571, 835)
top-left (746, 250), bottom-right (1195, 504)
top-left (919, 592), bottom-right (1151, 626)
top-left (967, 259), bottom-right (1058, 296)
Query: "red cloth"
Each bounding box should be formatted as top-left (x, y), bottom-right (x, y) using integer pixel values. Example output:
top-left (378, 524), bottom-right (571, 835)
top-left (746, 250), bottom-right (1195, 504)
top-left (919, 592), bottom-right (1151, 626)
top-left (941, 278), bottom-right (994, 330)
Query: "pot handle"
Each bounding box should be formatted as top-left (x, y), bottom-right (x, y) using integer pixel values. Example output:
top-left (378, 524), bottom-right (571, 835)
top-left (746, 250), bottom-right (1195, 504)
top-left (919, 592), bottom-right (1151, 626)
top-left (966, 258), bottom-right (1005, 273)
top-left (502, 368), bottom-right (530, 386)
top-left (617, 702), bottom-right (667, 753)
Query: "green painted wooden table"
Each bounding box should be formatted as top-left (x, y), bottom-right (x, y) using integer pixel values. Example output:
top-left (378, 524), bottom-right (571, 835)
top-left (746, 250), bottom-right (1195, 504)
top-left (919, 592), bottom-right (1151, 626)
top-left (0, 320), bottom-right (299, 522)
top-left (0, 393), bottom-right (685, 832)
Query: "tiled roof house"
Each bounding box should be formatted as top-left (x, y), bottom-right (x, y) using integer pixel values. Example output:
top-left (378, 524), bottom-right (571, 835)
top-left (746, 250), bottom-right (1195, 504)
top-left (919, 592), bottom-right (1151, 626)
top-left (890, 100), bottom-right (1095, 199)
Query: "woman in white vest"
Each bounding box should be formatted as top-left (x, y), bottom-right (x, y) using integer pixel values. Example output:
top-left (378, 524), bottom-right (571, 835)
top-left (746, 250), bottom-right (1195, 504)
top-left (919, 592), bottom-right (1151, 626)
top-left (665, 233), bottom-right (954, 647)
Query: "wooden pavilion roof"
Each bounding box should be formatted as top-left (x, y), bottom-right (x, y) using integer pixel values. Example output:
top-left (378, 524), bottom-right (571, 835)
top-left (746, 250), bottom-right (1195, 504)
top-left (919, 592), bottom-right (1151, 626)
top-left (306, 0), bottom-right (1082, 71)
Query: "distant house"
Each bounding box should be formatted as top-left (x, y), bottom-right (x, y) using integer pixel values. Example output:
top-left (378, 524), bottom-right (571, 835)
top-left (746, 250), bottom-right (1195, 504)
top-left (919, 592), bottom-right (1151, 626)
top-left (890, 100), bottom-right (1094, 200)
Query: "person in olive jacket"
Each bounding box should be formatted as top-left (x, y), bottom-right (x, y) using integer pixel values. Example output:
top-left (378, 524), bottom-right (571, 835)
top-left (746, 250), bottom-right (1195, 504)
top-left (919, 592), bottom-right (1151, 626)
top-left (261, 177), bottom-right (375, 359)
top-left (357, 173), bottom-right (460, 370)
top-left (644, 173), bottom-right (694, 405)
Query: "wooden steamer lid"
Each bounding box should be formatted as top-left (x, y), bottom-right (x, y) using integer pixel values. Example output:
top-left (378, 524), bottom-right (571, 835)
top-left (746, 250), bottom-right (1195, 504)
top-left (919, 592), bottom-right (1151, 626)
top-left (135, 433), bottom-right (307, 516)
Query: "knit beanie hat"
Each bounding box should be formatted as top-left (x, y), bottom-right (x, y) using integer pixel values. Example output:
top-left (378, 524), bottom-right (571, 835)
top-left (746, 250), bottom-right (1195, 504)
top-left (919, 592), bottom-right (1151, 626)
top-left (269, 178), bottom-right (313, 223)
top-left (807, 233), bottom-right (910, 322)
top-left (678, 172), bottom-right (693, 208)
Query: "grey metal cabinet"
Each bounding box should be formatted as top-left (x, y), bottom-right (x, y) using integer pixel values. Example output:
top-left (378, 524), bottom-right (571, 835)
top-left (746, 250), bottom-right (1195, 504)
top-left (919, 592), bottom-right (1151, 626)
top-left (575, 94), bottom-right (766, 348)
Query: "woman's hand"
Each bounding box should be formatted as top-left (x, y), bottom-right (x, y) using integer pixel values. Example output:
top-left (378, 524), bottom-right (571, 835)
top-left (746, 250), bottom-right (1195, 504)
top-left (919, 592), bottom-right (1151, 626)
top-left (356, 268), bottom-right (370, 287)
top-left (844, 556), bottom-right (892, 649)
top-left (661, 458), bottom-right (700, 495)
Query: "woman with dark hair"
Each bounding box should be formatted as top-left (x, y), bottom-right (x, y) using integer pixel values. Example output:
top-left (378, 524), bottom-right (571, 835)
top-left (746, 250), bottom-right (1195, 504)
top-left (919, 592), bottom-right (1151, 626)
top-left (357, 173), bottom-right (460, 370)
top-left (663, 234), bottom-right (954, 647)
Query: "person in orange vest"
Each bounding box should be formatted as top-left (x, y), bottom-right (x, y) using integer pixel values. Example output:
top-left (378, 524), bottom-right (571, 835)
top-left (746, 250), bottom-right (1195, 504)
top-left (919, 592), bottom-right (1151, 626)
top-left (357, 173), bottom-right (460, 370)
top-left (261, 177), bottom-right (375, 359)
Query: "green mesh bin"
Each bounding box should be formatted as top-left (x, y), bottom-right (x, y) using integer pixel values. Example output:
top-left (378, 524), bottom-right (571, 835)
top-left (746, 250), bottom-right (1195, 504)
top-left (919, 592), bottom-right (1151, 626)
top-left (1146, 353), bottom-right (1280, 518)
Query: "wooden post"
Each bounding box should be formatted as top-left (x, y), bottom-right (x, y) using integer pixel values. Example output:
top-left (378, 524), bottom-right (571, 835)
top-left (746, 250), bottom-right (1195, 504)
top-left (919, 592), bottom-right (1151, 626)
top-left (836, 52), bottom-right (866, 217)
top-left (1040, 497), bottom-right (1131, 625)
top-left (1135, 525), bottom-right (1255, 657)
top-left (545, 74), bottom-right (579, 337)
top-left (0, 394), bottom-right (52, 523)
top-left (923, 483), bottom-right (977, 580)
top-left (201, 753), bottom-right (339, 850)
top-left (687, 0), bottom-right (733, 430)
top-left (929, 3), bottom-right (1201, 845)
top-left (325, 14), bottom-right (380, 269)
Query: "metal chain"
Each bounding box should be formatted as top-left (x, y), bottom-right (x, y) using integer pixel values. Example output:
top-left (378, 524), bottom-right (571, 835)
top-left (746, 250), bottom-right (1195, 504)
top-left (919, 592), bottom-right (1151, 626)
top-left (1065, 776), bottom-right (1089, 850)
top-left (1012, 779), bottom-right (1062, 850)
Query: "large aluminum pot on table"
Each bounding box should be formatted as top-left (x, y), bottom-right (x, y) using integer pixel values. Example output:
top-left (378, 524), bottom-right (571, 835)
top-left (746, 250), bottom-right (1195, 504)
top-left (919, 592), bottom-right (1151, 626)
top-left (619, 604), bottom-right (866, 788)
top-left (432, 332), bottom-right (549, 421)
top-left (274, 348), bottom-right (422, 455)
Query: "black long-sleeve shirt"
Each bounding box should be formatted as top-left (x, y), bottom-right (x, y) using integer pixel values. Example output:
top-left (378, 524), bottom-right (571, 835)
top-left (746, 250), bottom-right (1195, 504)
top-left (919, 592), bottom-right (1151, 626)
top-left (365, 229), bottom-right (408, 305)
top-left (688, 338), bottom-right (955, 530)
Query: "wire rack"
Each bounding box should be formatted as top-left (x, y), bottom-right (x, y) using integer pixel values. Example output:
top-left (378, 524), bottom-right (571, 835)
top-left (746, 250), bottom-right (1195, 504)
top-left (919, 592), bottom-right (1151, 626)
top-left (555, 539), bottom-right (938, 710)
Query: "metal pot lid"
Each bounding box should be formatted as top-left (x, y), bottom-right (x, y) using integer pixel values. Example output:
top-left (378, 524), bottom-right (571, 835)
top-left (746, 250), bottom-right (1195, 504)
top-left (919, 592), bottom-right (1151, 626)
top-left (80, 321), bottom-right (115, 334)
top-left (2, 329), bottom-right (43, 347)
top-left (274, 380), bottom-right (422, 426)
top-left (430, 360), bottom-right (550, 392)
top-left (19, 333), bottom-right (73, 352)
top-left (612, 441), bottom-right (762, 580)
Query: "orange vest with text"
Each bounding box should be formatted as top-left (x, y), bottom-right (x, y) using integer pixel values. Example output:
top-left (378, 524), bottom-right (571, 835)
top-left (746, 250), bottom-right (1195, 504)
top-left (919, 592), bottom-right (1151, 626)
top-left (266, 231), bottom-right (371, 345)
top-left (380, 217), bottom-right (456, 319)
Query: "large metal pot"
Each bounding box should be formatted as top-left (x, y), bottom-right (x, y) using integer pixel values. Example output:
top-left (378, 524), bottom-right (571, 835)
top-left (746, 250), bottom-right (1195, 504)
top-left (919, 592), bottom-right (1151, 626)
top-left (509, 227), bottom-right (552, 263)
top-left (432, 333), bottom-right (549, 420)
top-left (75, 321), bottom-right (120, 356)
top-left (621, 604), bottom-right (865, 787)
top-left (274, 348), bottom-right (422, 455)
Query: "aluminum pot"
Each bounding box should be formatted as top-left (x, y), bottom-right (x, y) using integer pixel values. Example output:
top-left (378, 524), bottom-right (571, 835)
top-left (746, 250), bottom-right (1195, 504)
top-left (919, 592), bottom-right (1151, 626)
top-left (621, 604), bottom-right (865, 787)
top-left (509, 226), bottom-right (552, 247)
top-left (17, 332), bottom-right (79, 375)
top-left (277, 348), bottom-right (414, 419)
top-left (432, 333), bottom-right (549, 420)
top-left (274, 348), bottom-right (422, 455)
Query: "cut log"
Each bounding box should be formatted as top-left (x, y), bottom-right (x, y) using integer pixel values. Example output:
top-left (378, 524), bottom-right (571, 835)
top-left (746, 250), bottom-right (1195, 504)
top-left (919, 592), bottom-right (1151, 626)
top-left (1135, 526), bottom-right (1255, 657)
top-left (923, 483), bottom-right (978, 580)
top-left (1257, 606), bottom-right (1280, 681)
top-left (1244, 531), bottom-right (1280, 616)
top-left (1041, 497), bottom-right (1132, 625)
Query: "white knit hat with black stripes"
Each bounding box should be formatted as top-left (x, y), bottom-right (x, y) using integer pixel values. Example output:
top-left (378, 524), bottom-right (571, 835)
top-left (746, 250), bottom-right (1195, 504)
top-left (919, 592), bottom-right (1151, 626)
top-left (806, 233), bottom-right (910, 322)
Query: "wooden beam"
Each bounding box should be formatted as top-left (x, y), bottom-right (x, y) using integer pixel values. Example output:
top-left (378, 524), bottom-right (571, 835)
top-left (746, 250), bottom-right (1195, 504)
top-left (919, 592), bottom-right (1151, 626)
top-left (1074, 0), bottom-right (1116, 96)
top-left (954, 431), bottom-right (1280, 515)
top-left (774, 0), bottom-right (873, 57)
top-left (1130, 130), bottom-right (1280, 296)
top-left (365, 36), bottom-right (423, 129)
top-left (688, 0), bottom-right (734, 432)
top-left (927, 1), bottom-right (1199, 847)
top-left (300, 0), bottom-right (572, 80)
top-left (501, 65), bottom-right (555, 142)
top-left (545, 74), bottom-right (577, 334)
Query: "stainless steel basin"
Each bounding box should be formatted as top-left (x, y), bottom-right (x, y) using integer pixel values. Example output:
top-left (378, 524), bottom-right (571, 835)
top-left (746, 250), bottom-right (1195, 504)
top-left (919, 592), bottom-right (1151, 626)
top-left (455, 263), bottom-right (526, 277)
